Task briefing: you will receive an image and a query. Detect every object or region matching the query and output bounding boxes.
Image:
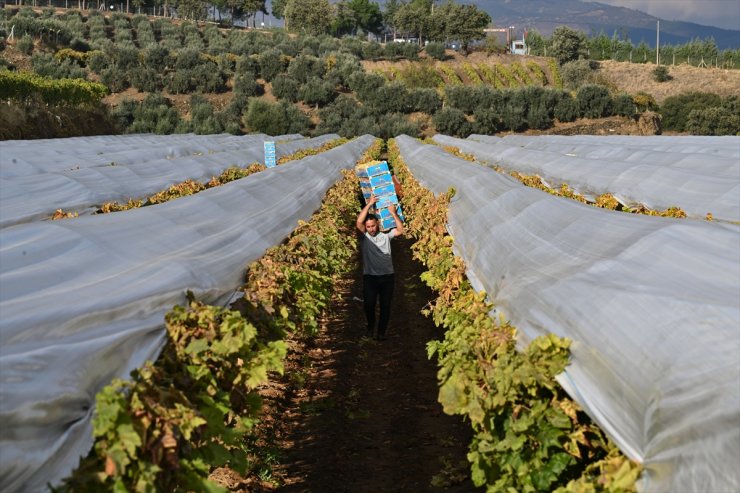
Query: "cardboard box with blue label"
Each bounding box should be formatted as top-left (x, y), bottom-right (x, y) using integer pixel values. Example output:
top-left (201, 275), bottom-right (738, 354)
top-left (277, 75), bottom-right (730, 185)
top-left (355, 160), bottom-right (404, 232)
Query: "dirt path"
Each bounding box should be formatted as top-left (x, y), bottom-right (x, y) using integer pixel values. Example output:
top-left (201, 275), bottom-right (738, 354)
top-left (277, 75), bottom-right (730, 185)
top-left (259, 236), bottom-right (477, 492)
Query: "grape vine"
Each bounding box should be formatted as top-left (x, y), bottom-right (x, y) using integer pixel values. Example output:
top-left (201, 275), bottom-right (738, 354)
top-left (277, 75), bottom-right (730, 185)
top-left (388, 138), bottom-right (640, 492)
top-left (57, 139), bottom-right (384, 491)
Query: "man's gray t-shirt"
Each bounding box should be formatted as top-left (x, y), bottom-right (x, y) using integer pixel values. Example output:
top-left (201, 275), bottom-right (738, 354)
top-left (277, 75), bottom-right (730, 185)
top-left (362, 230), bottom-right (396, 275)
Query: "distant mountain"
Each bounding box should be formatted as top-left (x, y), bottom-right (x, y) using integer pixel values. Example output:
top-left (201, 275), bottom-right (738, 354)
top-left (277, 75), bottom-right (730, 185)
top-left (467, 0), bottom-right (740, 50)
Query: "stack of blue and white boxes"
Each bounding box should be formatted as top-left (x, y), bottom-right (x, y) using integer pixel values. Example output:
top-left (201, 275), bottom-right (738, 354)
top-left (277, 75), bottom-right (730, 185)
top-left (355, 160), bottom-right (404, 231)
top-left (264, 141), bottom-right (276, 168)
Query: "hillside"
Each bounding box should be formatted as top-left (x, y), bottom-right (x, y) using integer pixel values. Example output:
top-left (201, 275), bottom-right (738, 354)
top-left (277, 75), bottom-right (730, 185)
top-left (469, 0), bottom-right (740, 49)
top-left (1, 7), bottom-right (738, 140)
top-left (366, 51), bottom-right (740, 104)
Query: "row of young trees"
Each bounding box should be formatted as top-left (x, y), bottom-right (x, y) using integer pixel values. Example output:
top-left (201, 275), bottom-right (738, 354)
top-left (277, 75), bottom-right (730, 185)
top-left (527, 26), bottom-right (740, 68)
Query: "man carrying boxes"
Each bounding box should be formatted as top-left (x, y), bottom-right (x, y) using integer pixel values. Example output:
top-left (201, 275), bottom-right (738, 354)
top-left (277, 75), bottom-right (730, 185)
top-left (355, 160), bottom-right (405, 231)
top-left (355, 161), bottom-right (404, 341)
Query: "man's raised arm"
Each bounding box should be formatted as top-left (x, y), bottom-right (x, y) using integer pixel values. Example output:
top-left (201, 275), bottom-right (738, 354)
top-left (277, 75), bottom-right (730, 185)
top-left (356, 195), bottom-right (377, 233)
top-left (389, 203), bottom-right (404, 236)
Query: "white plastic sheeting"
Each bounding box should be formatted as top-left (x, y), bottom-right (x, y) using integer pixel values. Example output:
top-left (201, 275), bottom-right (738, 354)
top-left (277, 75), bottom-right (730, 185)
top-left (0, 134), bottom-right (340, 228)
top-left (434, 134), bottom-right (740, 222)
top-left (0, 133), bottom-right (303, 178)
top-left (396, 135), bottom-right (740, 493)
top-left (491, 134), bottom-right (740, 159)
top-left (0, 134), bottom-right (375, 493)
top-left (496, 134), bottom-right (740, 175)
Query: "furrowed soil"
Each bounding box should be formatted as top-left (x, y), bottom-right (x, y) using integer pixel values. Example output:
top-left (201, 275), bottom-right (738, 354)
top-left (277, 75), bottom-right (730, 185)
top-left (214, 236), bottom-right (478, 492)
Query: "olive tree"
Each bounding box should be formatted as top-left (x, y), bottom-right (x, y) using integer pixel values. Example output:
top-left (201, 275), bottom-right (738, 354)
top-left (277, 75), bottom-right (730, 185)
top-left (550, 26), bottom-right (588, 65)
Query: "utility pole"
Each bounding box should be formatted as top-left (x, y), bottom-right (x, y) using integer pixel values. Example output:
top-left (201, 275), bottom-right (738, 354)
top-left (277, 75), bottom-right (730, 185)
top-left (656, 20), bottom-right (660, 65)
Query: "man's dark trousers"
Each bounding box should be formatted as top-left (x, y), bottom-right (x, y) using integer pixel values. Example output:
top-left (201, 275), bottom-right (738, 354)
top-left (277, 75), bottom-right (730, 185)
top-left (363, 274), bottom-right (394, 337)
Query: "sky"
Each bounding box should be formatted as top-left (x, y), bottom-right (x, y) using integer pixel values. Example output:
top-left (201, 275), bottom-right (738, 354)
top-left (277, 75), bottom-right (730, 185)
top-left (592, 0), bottom-right (740, 31)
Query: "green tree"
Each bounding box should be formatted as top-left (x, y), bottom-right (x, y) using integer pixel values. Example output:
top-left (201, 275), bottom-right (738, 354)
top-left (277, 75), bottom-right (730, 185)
top-left (550, 25), bottom-right (588, 65)
top-left (525, 30), bottom-right (546, 56)
top-left (348, 0), bottom-right (383, 35)
top-left (174, 0), bottom-right (208, 21)
top-left (437, 1), bottom-right (490, 55)
top-left (244, 98), bottom-right (311, 134)
top-left (661, 92), bottom-right (722, 132)
top-left (394, 0), bottom-right (434, 45)
top-left (284, 0), bottom-right (332, 34)
top-left (271, 0), bottom-right (288, 19)
top-left (331, 1), bottom-right (357, 36)
top-left (686, 106), bottom-right (739, 135)
top-left (227, 0), bottom-right (266, 28)
top-left (652, 65), bottom-right (670, 82)
top-left (383, 0), bottom-right (404, 40)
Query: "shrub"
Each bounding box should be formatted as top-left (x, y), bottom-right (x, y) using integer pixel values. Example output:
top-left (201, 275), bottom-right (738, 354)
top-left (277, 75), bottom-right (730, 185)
top-left (473, 108), bottom-right (504, 134)
top-left (660, 92), bottom-right (722, 132)
top-left (433, 107), bottom-right (471, 137)
top-left (143, 45), bottom-right (173, 70)
top-left (362, 41), bottom-right (383, 60)
top-left (408, 88), bottom-right (442, 114)
top-left (275, 40), bottom-right (300, 57)
top-left (100, 66), bottom-right (129, 92)
top-left (652, 65), bottom-right (671, 82)
top-left (224, 92), bottom-right (249, 120)
top-left (244, 99), bottom-right (311, 135)
top-left (233, 72), bottom-right (262, 97)
top-left (87, 51), bottom-right (109, 73)
top-left (166, 70), bottom-right (195, 94)
top-left (685, 107), bottom-right (740, 135)
top-left (130, 67), bottom-right (163, 92)
top-left (527, 102), bottom-right (553, 130)
top-left (32, 53), bottom-right (87, 80)
top-left (554, 94), bottom-right (579, 122)
top-left (377, 113), bottom-right (420, 139)
top-left (235, 54), bottom-right (260, 75)
top-left (576, 84), bottom-right (612, 118)
top-left (425, 42), bottom-right (446, 60)
top-left (287, 54), bottom-right (324, 83)
top-left (612, 93), bottom-right (637, 118)
top-left (500, 105), bottom-right (528, 131)
top-left (560, 59), bottom-right (595, 90)
top-left (365, 82), bottom-right (411, 114)
top-left (397, 63), bottom-right (443, 89)
top-left (633, 92), bottom-right (658, 112)
top-left (348, 71), bottom-right (386, 102)
top-left (259, 49), bottom-right (285, 82)
top-left (17, 34), bottom-right (34, 55)
top-left (299, 76), bottom-right (336, 107)
top-left (317, 94), bottom-right (366, 135)
top-left (111, 99), bottom-right (139, 129)
top-left (69, 37), bottom-right (90, 52)
top-left (445, 85), bottom-right (479, 114)
top-left (193, 64), bottom-right (227, 93)
top-left (175, 48), bottom-right (201, 70)
top-left (271, 76), bottom-right (300, 102)
top-left (123, 94), bottom-right (183, 134)
top-left (190, 95), bottom-right (225, 135)
top-left (323, 52), bottom-right (362, 89)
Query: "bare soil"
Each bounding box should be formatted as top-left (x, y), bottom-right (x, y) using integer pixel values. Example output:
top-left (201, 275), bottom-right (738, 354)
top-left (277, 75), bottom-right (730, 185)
top-left (214, 237), bottom-right (478, 493)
